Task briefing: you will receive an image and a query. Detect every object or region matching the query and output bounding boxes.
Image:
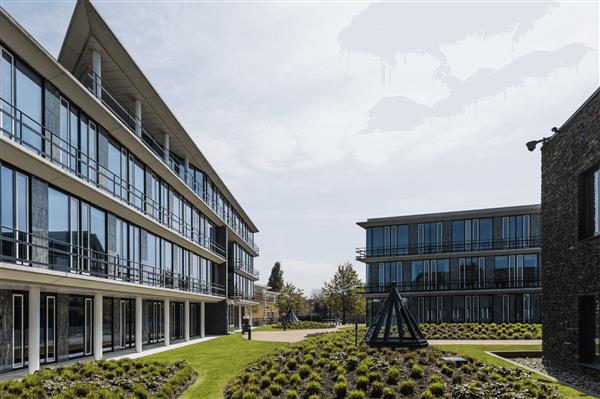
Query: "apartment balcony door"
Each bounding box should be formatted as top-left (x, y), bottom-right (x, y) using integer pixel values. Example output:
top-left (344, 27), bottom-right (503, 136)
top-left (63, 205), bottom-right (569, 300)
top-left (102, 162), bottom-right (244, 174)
top-left (436, 297), bottom-right (444, 323)
top-left (44, 296), bottom-right (56, 363)
top-left (502, 294), bottom-right (510, 323)
top-left (465, 296), bottom-right (472, 322)
top-left (417, 297), bottom-right (425, 323)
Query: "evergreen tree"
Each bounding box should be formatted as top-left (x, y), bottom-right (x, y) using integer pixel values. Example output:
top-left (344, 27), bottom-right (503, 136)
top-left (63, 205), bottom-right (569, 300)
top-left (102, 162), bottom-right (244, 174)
top-left (267, 261), bottom-right (284, 292)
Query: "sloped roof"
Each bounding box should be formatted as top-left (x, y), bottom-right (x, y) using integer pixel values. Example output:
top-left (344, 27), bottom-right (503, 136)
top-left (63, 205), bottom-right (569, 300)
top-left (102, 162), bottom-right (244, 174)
top-left (58, 0), bottom-right (258, 232)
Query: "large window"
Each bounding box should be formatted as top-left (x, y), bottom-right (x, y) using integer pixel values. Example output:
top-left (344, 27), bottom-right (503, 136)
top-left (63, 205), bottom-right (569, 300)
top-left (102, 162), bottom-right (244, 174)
top-left (502, 215), bottom-right (531, 248)
top-left (578, 295), bottom-right (600, 365)
top-left (581, 165), bottom-right (600, 238)
top-left (15, 60), bottom-right (42, 152)
top-left (418, 222), bottom-right (442, 254)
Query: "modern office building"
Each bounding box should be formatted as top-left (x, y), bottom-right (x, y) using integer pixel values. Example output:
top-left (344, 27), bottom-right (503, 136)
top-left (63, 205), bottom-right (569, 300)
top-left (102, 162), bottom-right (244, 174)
top-left (0, 0), bottom-right (259, 375)
top-left (541, 88), bottom-right (599, 376)
top-left (356, 205), bottom-right (542, 325)
top-left (252, 284), bottom-right (279, 326)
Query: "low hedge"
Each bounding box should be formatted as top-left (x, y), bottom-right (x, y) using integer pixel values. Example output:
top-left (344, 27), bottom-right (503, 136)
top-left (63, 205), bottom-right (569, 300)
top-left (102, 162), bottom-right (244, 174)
top-left (272, 321), bottom-right (334, 330)
top-left (0, 358), bottom-right (196, 399)
top-left (420, 323), bottom-right (542, 340)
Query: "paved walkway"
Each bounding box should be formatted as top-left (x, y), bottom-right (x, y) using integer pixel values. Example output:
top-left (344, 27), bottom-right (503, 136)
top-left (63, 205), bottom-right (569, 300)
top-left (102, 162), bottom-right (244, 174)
top-left (250, 327), bottom-right (340, 342)
top-left (428, 339), bottom-right (542, 345)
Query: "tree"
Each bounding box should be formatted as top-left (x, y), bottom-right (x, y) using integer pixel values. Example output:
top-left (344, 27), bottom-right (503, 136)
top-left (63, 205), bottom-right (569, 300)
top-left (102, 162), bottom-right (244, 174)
top-left (277, 282), bottom-right (308, 316)
top-left (322, 262), bottom-right (364, 324)
top-left (309, 289), bottom-right (331, 321)
top-left (267, 261), bottom-right (284, 292)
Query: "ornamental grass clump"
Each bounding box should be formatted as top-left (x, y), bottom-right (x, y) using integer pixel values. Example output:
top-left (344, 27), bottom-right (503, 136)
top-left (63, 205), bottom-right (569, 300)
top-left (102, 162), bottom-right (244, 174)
top-left (334, 381), bottom-right (348, 398)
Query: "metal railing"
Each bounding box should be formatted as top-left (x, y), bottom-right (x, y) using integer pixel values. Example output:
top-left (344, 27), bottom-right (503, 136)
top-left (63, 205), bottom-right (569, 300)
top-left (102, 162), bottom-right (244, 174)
top-left (0, 98), bottom-right (225, 258)
top-left (0, 226), bottom-right (226, 297)
top-left (361, 279), bottom-right (541, 294)
top-left (356, 237), bottom-right (542, 259)
top-left (229, 289), bottom-right (255, 302)
top-left (79, 67), bottom-right (259, 253)
top-left (232, 260), bottom-right (260, 278)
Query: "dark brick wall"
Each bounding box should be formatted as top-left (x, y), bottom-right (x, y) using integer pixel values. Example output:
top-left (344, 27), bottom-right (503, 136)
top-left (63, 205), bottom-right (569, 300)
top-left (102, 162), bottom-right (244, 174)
top-left (541, 90), bottom-right (600, 376)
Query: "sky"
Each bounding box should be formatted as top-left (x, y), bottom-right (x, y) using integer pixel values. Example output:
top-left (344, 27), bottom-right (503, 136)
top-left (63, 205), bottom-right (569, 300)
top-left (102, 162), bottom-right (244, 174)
top-left (3, 0), bottom-right (598, 295)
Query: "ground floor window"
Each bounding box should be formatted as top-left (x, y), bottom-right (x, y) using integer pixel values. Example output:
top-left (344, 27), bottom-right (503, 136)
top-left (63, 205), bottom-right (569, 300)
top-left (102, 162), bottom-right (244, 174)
top-left (579, 295), bottom-right (600, 365)
top-left (170, 302), bottom-right (184, 340)
top-left (143, 300), bottom-right (164, 345)
top-left (190, 303), bottom-right (202, 337)
top-left (68, 295), bottom-right (93, 358)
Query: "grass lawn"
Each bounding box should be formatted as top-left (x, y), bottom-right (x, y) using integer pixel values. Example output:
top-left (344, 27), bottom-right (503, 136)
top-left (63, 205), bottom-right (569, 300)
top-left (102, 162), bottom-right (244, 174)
top-left (436, 344), bottom-right (594, 399)
top-left (145, 334), bottom-right (286, 399)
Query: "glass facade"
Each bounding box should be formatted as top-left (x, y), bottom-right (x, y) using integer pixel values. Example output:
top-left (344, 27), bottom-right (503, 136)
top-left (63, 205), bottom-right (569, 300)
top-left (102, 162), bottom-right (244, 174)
top-left (361, 214), bottom-right (537, 258)
top-left (0, 44), bottom-right (259, 258)
top-left (0, 161), bottom-right (224, 296)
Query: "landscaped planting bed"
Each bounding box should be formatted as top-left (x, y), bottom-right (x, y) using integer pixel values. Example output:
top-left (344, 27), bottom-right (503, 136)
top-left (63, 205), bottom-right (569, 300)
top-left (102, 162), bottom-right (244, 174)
top-left (224, 329), bottom-right (562, 399)
top-left (272, 321), bottom-right (335, 329)
top-left (420, 323), bottom-right (542, 340)
top-left (0, 358), bottom-right (195, 399)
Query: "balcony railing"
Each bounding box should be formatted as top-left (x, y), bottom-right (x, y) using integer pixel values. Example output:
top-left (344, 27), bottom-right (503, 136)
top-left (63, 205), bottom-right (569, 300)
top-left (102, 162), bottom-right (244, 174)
top-left (356, 237), bottom-right (541, 260)
top-left (0, 98), bottom-right (225, 258)
top-left (0, 226), bottom-right (226, 297)
top-left (232, 260), bottom-right (260, 279)
top-left (79, 67), bottom-right (259, 254)
top-left (229, 289), bottom-right (256, 302)
top-left (361, 279), bottom-right (541, 295)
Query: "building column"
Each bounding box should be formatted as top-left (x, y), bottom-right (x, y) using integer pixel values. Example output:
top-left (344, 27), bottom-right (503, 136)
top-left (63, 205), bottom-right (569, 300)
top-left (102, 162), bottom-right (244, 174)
top-left (238, 305), bottom-right (242, 330)
top-left (200, 302), bottom-right (205, 338)
top-left (94, 293), bottom-right (103, 361)
top-left (184, 300), bottom-right (190, 342)
top-left (28, 287), bottom-right (40, 374)
top-left (135, 296), bottom-right (143, 353)
top-left (134, 98), bottom-right (142, 137)
top-left (164, 299), bottom-right (170, 346)
top-left (91, 49), bottom-right (102, 98)
top-left (163, 133), bottom-right (170, 163)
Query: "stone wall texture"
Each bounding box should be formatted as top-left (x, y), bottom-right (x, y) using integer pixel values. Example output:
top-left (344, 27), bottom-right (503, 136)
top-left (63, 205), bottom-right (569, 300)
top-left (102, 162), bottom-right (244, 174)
top-left (541, 89), bottom-right (600, 376)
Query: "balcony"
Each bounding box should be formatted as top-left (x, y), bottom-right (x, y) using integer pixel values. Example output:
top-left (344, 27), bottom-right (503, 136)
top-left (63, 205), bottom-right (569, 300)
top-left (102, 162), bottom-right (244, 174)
top-left (231, 260), bottom-right (260, 280)
top-left (0, 226), bottom-right (226, 297)
top-left (360, 279), bottom-right (542, 295)
top-left (356, 237), bottom-right (542, 260)
top-left (229, 289), bottom-right (256, 302)
top-left (78, 67), bottom-right (259, 254)
top-left (0, 98), bottom-right (225, 259)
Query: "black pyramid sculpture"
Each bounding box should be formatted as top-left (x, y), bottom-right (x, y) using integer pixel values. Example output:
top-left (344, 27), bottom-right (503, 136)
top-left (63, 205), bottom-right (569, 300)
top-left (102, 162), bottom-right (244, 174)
top-left (364, 282), bottom-right (428, 348)
top-left (283, 309), bottom-right (300, 323)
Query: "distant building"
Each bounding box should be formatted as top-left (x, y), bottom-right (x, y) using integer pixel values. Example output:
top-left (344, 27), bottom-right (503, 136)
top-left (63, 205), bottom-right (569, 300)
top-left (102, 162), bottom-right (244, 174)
top-left (253, 284), bottom-right (280, 325)
top-left (357, 205), bottom-right (542, 325)
top-left (0, 0), bottom-right (259, 375)
top-left (541, 88), bottom-right (600, 376)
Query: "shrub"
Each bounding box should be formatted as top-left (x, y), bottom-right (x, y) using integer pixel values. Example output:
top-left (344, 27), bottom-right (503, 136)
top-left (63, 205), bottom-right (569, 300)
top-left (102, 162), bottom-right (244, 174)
top-left (299, 364), bottom-right (311, 378)
top-left (306, 381), bottom-right (321, 395)
top-left (370, 381), bottom-right (384, 398)
top-left (355, 375), bottom-right (369, 390)
top-left (410, 364), bottom-right (424, 379)
top-left (260, 376), bottom-right (271, 389)
top-left (399, 379), bottom-right (416, 395)
top-left (346, 357), bottom-right (360, 371)
top-left (289, 373), bottom-right (301, 385)
top-left (286, 359), bottom-right (298, 371)
top-left (242, 393), bottom-right (257, 399)
top-left (269, 384), bottom-right (283, 395)
top-left (348, 390), bottom-right (365, 399)
top-left (387, 367), bottom-right (400, 384)
top-left (382, 387), bottom-right (395, 399)
top-left (367, 371), bottom-right (380, 382)
top-left (420, 389), bottom-right (434, 399)
top-left (272, 321), bottom-right (333, 330)
top-left (428, 381), bottom-right (445, 397)
top-left (334, 381), bottom-right (348, 398)
top-left (286, 390), bottom-right (299, 399)
top-left (273, 374), bottom-right (287, 385)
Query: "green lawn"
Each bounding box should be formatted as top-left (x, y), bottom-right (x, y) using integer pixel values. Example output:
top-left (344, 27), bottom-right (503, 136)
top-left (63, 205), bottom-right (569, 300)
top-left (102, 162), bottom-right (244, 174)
top-left (145, 334), bottom-right (286, 399)
top-left (436, 344), bottom-right (594, 399)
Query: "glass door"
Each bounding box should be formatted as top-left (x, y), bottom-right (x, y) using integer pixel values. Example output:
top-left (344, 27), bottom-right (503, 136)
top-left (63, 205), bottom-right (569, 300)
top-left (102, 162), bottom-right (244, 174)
top-left (84, 298), bottom-right (93, 356)
top-left (46, 296), bottom-right (55, 362)
top-left (465, 296), bottom-right (472, 322)
top-left (12, 293), bottom-right (24, 368)
top-left (436, 297), bottom-right (443, 323)
top-left (417, 297), bottom-right (425, 323)
top-left (472, 295), bottom-right (480, 323)
top-left (502, 294), bottom-right (510, 323)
